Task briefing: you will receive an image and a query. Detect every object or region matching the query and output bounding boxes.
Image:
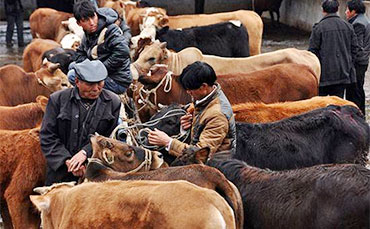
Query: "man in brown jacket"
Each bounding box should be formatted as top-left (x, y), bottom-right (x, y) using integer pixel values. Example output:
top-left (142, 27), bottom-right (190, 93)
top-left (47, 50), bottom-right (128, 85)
top-left (148, 61), bottom-right (236, 162)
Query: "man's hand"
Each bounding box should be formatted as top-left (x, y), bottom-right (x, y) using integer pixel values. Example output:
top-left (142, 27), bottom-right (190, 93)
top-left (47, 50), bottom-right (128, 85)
top-left (72, 165), bottom-right (86, 177)
top-left (67, 150), bottom-right (87, 172)
top-left (148, 128), bottom-right (172, 146)
top-left (180, 113), bottom-right (193, 130)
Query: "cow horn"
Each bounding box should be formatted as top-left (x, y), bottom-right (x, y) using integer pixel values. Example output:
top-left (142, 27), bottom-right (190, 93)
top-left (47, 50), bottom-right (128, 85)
top-left (47, 62), bottom-right (61, 72)
top-left (159, 42), bottom-right (167, 49)
top-left (42, 58), bottom-right (48, 65)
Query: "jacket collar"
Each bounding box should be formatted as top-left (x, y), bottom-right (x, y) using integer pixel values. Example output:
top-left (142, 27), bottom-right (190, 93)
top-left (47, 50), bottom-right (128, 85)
top-left (320, 13), bottom-right (340, 22)
top-left (348, 14), bottom-right (359, 24)
top-left (194, 83), bottom-right (220, 109)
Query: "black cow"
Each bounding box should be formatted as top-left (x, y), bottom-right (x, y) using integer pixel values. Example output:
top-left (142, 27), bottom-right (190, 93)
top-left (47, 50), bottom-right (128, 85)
top-left (208, 157), bottom-right (370, 229)
top-left (42, 48), bottom-right (76, 74)
top-left (234, 105), bottom-right (369, 170)
top-left (248, 0), bottom-right (284, 24)
top-left (147, 104), bottom-right (369, 170)
top-left (156, 21), bottom-right (250, 57)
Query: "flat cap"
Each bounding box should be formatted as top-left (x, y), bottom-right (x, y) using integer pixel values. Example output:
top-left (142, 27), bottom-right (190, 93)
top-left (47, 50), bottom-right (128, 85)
top-left (73, 59), bottom-right (107, 83)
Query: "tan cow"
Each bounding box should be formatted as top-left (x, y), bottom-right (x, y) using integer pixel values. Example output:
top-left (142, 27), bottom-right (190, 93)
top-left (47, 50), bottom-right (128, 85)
top-left (233, 96), bottom-right (359, 123)
top-left (131, 41), bottom-right (321, 83)
top-left (0, 96), bottom-right (48, 130)
top-left (0, 62), bottom-right (71, 106)
top-left (31, 180), bottom-right (236, 229)
top-left (23, 38), bottom-right (60, 73)
top-left (0, 128), bottom-right (45, 229)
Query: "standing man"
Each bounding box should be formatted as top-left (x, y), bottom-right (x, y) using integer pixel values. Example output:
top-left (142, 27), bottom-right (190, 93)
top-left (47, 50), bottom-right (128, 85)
top-left (69, 0), bottom-right (132, 95)
top-left (4, 0), bottom-right (24, 48)
top-left (345, 0), bottom-right (370, 114)
top-left (40, 59), bottom-right (121, 185)
top-left (148, 61), bottom-right (236, 162)
top-left (308, 0), bottom-right (358, 98)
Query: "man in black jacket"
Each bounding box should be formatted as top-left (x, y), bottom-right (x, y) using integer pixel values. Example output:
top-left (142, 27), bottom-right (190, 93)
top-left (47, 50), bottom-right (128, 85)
top-left (308, 0), bottom-right (358, 98)
top-left (40, 59), bottom-right (121, 185)
top-left (69, 0), bottom-right (132, 95)
top-left (4, 0), bottom-right (24, 47)
top-left (345, 0), bottom-right (370, 114)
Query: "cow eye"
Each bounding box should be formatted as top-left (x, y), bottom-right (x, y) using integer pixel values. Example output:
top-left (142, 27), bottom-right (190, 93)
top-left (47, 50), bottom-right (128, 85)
top-left (147, 57), bottom-right (155, 63)
top-left (125, 151), bottom-right (133, 157)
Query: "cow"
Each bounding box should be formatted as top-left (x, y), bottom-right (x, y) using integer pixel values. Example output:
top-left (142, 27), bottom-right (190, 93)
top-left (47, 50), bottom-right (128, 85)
top-left (156, 21), bottom-right (250, 57)
top-left (85, 135), bottom-right (244, 229)
top-left (42, 48), bottom-right (76, 74)
top-left (232, 96), bottom-right (358, 123)
top-left (29, 8), bottom-right (83, 42)
top-left (0, 96), bottom-right (48, 130)
top-left (0, 128), bottom-right (46, 229)
top-left (234, 105), bottom-right (369, 170)
top-left (131, 41), bottom-right (321, 83)
top-left (0, 62), bottom-right (71, 106)
top-left (30, 180), bottom-right (236, 228)
top-left (23, 38), bottom-right (60, 73)
top-left (135, 64), bottom-right (318, 122)
top-left (209, 157), bottom-right (370, 229)
top-left (142, 104), bottom-right (369, 171)
top-left (248, 0), bottom-right (284, 24)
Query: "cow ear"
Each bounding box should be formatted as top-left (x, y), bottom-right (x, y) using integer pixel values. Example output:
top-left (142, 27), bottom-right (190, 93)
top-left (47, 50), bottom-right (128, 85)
top-left (159, 42), bottom-right (167, 49)
top-left (158, 17), bottom-right (169, 27)
top-left (36, 95), bottom-right (49, 111)
top-left (195, 147), bottom-right (210, 163)
top-left (30, 195), bottom-right (51, 212)
top-left (61, 20), bottom-right (69, 28)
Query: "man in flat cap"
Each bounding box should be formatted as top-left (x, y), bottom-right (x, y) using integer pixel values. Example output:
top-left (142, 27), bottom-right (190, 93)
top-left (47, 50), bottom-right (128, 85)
top-left (40, 59), bottom-right (121, 185)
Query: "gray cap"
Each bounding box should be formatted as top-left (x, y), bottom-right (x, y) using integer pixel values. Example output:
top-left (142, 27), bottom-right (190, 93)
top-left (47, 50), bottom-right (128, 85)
top-left (73, 59), bottom-right (108, 83)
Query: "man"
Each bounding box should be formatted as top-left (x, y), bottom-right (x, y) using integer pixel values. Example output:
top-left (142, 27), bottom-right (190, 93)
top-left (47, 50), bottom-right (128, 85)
top-left (69, 0), bottom-right (132, 95)
top-left (345, 0), bottom-right (370, 114)
top-left (4, 0), bottom-right (24, 47)
top-left (308, 0), bottom-right (358, 98)
top-left (40, 59), bottom-right (121, 185)
top-left (148, 61), bottom-right (236, 162)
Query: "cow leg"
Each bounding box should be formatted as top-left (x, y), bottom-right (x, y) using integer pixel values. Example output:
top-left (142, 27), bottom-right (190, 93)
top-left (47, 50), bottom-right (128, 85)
top-left (1, 197), bottom-right (13, 229)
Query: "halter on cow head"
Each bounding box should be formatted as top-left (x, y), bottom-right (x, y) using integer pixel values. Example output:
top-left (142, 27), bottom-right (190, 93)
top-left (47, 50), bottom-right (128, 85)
top-left (35, 60), bottom-right (72, 92)
top-left (90, 134), bottom-right (164, 173)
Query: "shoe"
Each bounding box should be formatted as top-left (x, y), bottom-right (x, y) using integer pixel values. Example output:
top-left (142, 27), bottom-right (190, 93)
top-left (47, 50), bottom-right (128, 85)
top-left (6, 42), bottom-right (13, 48)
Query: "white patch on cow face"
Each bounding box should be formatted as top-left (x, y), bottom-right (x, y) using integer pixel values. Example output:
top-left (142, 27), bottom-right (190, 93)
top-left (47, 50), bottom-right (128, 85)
top-left (60, 33), bottom-right (81, 50)
top-left (67, 17), bottom-right (84, 39)
top-left (130, 64), bottom-right (139, 80)
top-left (229, 20), bottom-right (242, 27)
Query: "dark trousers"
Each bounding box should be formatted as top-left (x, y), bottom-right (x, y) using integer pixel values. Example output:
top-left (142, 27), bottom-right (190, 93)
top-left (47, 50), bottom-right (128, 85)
top-left (346, 64), bottom-right (367, 115)
top-left (319, 84), bottom-right (347, 98)
top-left (6, 13), bottom-right (24, 46)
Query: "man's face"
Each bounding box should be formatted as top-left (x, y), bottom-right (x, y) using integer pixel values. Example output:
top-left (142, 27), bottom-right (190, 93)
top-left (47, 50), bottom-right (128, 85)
top-left (78, 13), bottom-right (98, 34)
top-left (75, 78), bottom-right (104, 99)
top-left (345, 7), bottom-right (356, 20)
top-left (186, 83), bottom-right (209, 101)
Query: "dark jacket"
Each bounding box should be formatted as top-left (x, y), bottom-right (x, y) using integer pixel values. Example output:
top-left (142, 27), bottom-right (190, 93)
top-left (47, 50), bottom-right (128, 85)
top-left (40, 87), bottom-right (121, 185)
top-left (308, 13), bottom-right (358, 86)
top-left (4, 0), bottom-right (23, 15)
top-left (75, 8), bottom-right (132, 88)
top-left (170, 84), bottom-right (236, 161)
top-left (349, 14), bottom-right (370, 66)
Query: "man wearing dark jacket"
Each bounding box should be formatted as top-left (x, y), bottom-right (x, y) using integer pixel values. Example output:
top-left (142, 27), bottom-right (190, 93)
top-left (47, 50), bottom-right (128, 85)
top-left (345, 0), bottom-right (370, 114)
top-left (69, 0), bottom-right (132, 94)
top-left (4, 0), bottom-right (24, 47)
top-left (308, 0), bottom-right (358, 98)
top-left (41, 59), bottom-right (121, 185)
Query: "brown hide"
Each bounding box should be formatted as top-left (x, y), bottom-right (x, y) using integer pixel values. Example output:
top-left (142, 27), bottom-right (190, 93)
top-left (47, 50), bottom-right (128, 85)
top-left (29, 8), bottom-right (72, 42)
top-left (167, 10), bottom-right (263, 55)
top-left (23, 38), bottom-right (60, 73)
top-left (0, 128), bottom-right (46, 229)
top-left (232, 96), bottom-right (358, 123)
top-left (31, 180), bottom-right (236, 229)
top-left (0, 64), bottom-right (70, 106)
top-left (136, 64), bottom-right (318, 122)
top-left (132, 42), bottom-right (321, 83)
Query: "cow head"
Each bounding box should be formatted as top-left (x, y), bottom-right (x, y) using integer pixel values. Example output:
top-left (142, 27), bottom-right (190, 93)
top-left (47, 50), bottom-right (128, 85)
top-left (36, 60), bottom-right (72, 91)
top-left (131, 40), bottom-right (168, 80)
top-left (36, 95), bottom-right (49, 112)
top-left (90, 134), bottom-right (164, 173)
top-left (61, 17), bottom-right (84, 39)
top-left (171, 146), bottom-right (210, 166)
top-left (60, 33), bottom-right (81, 50)
top-left (138, 64), bottom-right (169, 86)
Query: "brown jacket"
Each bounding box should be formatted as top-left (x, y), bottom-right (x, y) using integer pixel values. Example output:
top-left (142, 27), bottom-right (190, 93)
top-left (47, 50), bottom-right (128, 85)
top-left (170, 84), bottom-right (236, 160)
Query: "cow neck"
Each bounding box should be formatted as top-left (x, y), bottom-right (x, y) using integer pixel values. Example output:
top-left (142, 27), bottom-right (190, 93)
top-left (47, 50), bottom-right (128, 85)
top-left (164, 50), bottom-right (182, 75)
top-left (33, 72), bottom-right (54, 93)
top-left (138, 70), bottom-right (173, 113)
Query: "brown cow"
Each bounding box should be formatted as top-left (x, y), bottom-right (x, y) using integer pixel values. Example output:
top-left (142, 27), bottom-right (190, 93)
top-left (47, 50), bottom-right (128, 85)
top-left (0, 96), bottom-right (48, 130)
top-left (232, 96), bottom-right (358, 123)
top-left (0, 128), bottom-right (46, 229)
top-left (23, 38), bottom-right (60, 73)
top-left (85, 135), bottom-right (244, 229)
top-left (131, 41), bottom-right (321, 83)
top-left (0, 62), bottom-right (71, 106)
top-left (31, 180), bottom-right (236, 229)
top-left (30, 8), bottom-right (73, 42)
top-left (136, 64), bottom-right (318, 121)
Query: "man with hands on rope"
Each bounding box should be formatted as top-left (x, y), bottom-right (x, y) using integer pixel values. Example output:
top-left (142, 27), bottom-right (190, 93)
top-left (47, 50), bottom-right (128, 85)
top-left (148, 61), bottom-right (236, 163)
top-left (40, 59), bottom-right (121, 185)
